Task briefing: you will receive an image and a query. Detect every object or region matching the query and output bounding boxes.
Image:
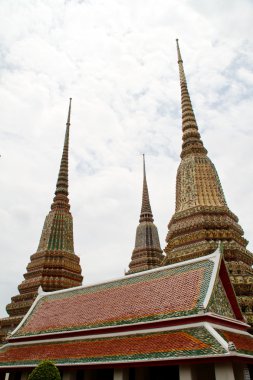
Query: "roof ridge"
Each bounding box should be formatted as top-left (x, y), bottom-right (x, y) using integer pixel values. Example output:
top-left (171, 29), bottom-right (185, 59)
top-left (39, 248), bottom-right (220, 297)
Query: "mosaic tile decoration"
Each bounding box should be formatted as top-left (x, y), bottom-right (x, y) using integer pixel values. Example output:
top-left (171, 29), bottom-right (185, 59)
top-left (207, 279), bottom-right (235, 319)
top-left (164, 40), bottom-right (253, 329)
top-left (0, 99), bottom-right (83, 344)
top-left (15, 260), bottom-right (214, 337)
top-left (217, 329), bottom-right (253, 356)
top-left (127, 155), bottom-right (163, 274)
top-left (0, 327), bottom-right (226, 366)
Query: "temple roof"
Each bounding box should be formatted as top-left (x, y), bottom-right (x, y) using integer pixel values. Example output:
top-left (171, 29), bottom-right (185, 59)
top-left (9, 247), bottom-right (243, 339)
top-left (216, 329), bottom-right (253, 356)
top-left (0, 325), bottom-right (253, 367)
top-left (13, 259), bottom-right (214, 337)
top-left (0, 326), bottom-right (226, 367)
top-left (0, 247), bottom-right (251, 368)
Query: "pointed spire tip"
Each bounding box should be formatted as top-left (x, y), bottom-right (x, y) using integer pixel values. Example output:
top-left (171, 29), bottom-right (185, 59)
top-left (176, 39), bottom-right (183, 64)
top-left (140, 154), bottom-right (153, 222)
top-left (176, 38), bottom-right (208, 158)
top-left (67, 98), bottom-right (72, 125)
top-left (142, 154), bottom-right (146, 176)
top-left (51, 100), bottom-right (71, 210)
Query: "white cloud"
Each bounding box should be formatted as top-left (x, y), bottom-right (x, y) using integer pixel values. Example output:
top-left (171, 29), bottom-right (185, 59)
top-left (0, 0), bottom-right (253, 316)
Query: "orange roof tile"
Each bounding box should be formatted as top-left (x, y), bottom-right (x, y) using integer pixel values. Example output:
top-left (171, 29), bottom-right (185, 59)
top-left (14, 259), bottom-right (214, 337)
top-left (0, 327), bottom-right (226, 366)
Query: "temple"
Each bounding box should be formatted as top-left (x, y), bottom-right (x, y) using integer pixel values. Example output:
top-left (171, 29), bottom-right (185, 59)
top-left (164, 40), bottom-right (253, 329)
top-left (0, 99), bottom-right (83, 343)
top-left (0, 247), bottom-right (253, 379)
top-left (0, 43), bottom-right (253, 380)
top-left (127, 155), bottom-right (163, 274)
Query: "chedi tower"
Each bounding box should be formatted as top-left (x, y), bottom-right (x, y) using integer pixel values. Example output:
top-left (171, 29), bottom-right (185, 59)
top-left (127, 155), bottom-right (163, 274)
top-left (0, 99), bottom-right (83, 342)
top-left (164, 40), bottom-right (253, 327)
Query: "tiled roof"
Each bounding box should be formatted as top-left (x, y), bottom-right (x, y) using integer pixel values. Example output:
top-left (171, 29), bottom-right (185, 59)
top-left (14, 259), bottom-right (214, 337)
top-left (217, 329), bottom-right (253, 356)
top-left (0, 327), bottom-right (226, 367)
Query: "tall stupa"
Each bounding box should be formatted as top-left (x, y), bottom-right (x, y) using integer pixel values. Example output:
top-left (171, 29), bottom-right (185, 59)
top-left (127, 155), bottom-right (163, 274)
top-left (164, 40), bottom-right (253, 328)
top-left (0, 99), bottom-right (83, 342)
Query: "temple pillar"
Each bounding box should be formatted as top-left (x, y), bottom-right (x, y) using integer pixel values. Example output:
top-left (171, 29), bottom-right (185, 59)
top-left (114, 368), bottom-right (129, 380)
top-left (243, 365), bottom-right (251, 380)
top-left (20, 372), bottom-right (29, 380)
top-left (214, 363), bottom-right (235, 380)
top-left (135, 367), bottom-right (149, 380)
top-left (62, 370), bottom-right (76, 380)
top-left (232, 363), bottom-right (245, 380)
top-left (179, 365), bottom-right (194, 380)
top-left (4, 374), bottom-right (9, 380)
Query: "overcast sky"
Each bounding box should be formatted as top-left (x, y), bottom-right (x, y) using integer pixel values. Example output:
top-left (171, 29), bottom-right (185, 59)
top-left (0, 0), bottom-right (253, 317)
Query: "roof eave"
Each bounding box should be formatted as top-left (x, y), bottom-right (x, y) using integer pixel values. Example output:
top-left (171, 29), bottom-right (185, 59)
top-left (8, 312), bottom-right (249, 344)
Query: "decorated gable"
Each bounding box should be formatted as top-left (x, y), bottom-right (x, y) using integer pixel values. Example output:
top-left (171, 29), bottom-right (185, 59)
top-left (205, 253), bottom-right (243, 322)
top-left (207, 278), bottom-right (235, 319)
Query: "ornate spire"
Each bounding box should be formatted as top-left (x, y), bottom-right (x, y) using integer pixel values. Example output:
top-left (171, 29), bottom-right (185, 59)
top-left (176, 39), bottom-right (207, 158)
top-left (51, 98), bottom-right (72, 211)
top-left (163, 41), bottom-right (253, 329)
top-left (38, 98), bottom-right (77, 253)
top-left (173, 41), bottom-right (227, 212)
top-left (140, 154), bottom-right (153, 222)
top-left (127, 156), bottom-right (163, 275)
top-left (0, 99), bottom-right (83, 342)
